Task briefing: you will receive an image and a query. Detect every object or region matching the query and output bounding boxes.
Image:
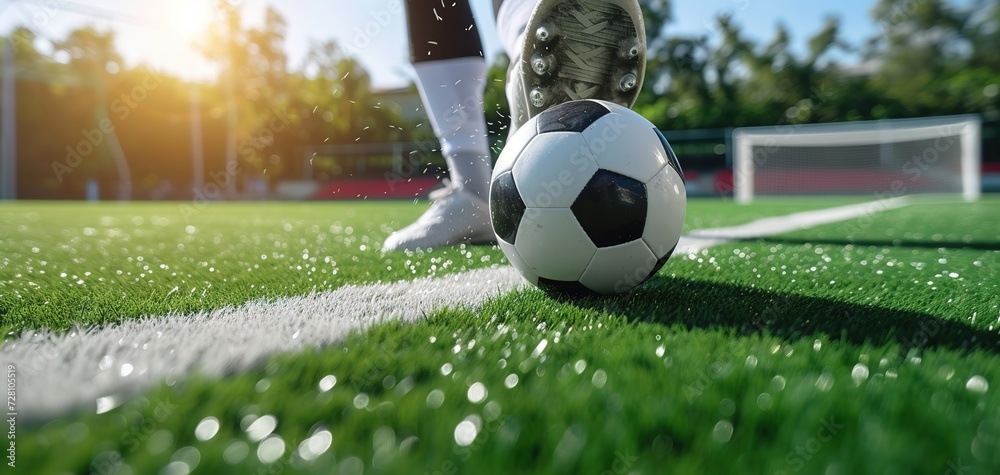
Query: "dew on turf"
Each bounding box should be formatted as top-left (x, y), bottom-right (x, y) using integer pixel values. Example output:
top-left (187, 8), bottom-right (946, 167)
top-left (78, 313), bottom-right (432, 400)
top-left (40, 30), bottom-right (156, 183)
top-left (531, 339), bottom-right (548, 358)
top-left (353, 393), bottom-right (370, 409)
top-left (257, 436), bottom-right (286, 464)
top-left (454, 416), bottom-right (481, 446)
top-left (95, 395), bottom-right (120, 414)
top-left (297, 428), bottom-right (333, 461)
top-left (194, 417), bottom-right (220, 442)
top-left (504, 374), bottom-right (519, 389)
top-left (592, 369), bottom-right (608, 389)
top-left (468, 382), bottom-right (488, 404)
top-left (160, 460), bottom-right (191, 475)
top-left (816, 371), bottom-right (835, 392)
top-left (966, 375), bottom-right (989, 394)
top-left (852, 364), bottom-right (870, 386)
top-left (771, 375), bottom-right (786, 392)
top-left (245, 414), bottom-right (277, 442)
top-left (757, 393), bottom-right (773, 410)
top-left (713, 420), bottom-right (734, 444)
top-left (223, 441), bottom-right (250, 464)
top-left (426, 389), bottom-right (445, 409)
top-left (719, 398), bottom-right (736, 417)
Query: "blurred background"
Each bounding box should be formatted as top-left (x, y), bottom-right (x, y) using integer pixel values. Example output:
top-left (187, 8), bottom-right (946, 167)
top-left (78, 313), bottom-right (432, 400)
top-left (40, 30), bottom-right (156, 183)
top-left (0, 0), bottom-right (998, 201)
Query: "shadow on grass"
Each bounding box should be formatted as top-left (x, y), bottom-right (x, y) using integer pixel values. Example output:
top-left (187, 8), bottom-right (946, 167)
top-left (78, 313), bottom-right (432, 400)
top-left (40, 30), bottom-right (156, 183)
top-left (562, 275), bottom-right (1000, 356)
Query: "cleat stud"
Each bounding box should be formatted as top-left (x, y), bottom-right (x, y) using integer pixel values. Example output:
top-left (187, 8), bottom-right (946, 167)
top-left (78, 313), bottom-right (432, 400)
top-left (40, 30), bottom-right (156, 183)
top-left (529, 88), bottom-right (547, 108)
top-left (531, 53), bottom-right (552, 75)
top-left (620, 38), bottom-right (642, 60)
top-left (536, 23), bottom-right (557, 43)
top-left (619, 74), bottom-right (638, 92)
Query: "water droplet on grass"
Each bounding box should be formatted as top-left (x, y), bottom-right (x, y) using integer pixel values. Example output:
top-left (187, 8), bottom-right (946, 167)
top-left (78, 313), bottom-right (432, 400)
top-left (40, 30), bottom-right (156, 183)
top-left (592, 369), bottom-right (608, 388)
top-left (454, 418), bottom-right (479, 446)
top-left (195, 417), bottom-right (220, 441)
top-left (757, 393), bottom-right (773, 410)
top-left (468, 382), bottom-right (487, 403)
top-left (426, 389), bottom-right (445, 409)
top-left (713, 420), bottom-right (734, 443)
top-left (223, 441), bottom-right (249, 464)
top-left (852, 364), bottom-right (869, 385)
top-left (967, 375), bottom-right (989, 394)
top-left (257, 436), bottom-right (285, 464)
top-left (298, 429), bottom-right (333, 461)
top-left (816, 371), bottom-right (834, 391)
top-left (246, 415), bottom-right (277, 442)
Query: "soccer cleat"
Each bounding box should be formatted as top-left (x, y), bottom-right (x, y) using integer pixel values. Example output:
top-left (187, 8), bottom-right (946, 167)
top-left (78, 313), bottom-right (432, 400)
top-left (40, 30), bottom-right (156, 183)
top-left (381, 184), bottom-right (496, 252)
top-left (507, 0), bottom-right (647, 132)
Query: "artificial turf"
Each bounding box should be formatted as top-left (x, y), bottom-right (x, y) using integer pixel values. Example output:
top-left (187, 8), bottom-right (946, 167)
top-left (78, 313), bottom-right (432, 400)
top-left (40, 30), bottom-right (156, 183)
top-left (9, 196), bottom-right (1000, 474)
top-left (0, 198), bottom-right (859, 335)
top-left (0, 201), bottom-right (506, 335)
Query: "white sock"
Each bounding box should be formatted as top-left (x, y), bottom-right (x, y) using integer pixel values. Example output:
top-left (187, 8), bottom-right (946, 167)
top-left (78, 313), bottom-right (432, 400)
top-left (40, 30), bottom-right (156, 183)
top-left (412, 57), bottom-right (492, 200)
top-left (496, 0), bottom-right (535, 58)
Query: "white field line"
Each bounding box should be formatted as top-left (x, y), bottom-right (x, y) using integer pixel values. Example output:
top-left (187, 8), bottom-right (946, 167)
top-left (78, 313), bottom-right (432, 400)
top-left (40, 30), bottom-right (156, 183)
top-left (1, 198), bottom-right (908, 420)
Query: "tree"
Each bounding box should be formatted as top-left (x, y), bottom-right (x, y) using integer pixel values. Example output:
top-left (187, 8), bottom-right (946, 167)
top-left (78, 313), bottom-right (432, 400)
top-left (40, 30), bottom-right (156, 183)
top-left (867, 0), bottom-right (976, 114)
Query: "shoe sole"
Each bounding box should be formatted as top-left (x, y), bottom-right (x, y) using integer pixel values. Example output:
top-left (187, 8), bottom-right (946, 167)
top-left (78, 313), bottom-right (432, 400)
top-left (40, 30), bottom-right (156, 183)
top-left (519, 0), bottom-right (646, 118)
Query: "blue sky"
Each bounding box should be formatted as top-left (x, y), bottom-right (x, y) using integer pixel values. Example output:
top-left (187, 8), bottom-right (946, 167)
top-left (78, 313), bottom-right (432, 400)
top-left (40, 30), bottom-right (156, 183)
top-left (0, 0), bottom-right (970, 88)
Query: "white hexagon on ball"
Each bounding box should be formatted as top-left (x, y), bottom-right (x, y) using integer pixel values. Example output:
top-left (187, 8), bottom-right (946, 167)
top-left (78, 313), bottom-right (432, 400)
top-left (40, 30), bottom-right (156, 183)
top-left (579, 239), bottom-right (658, 295)
top-left (582, 113), bottom-right (668, 183)
top-left (514, 208), bottom-right (597, 281)
top-left (512, 131), bottom-right (598, 208)
top-left (492, 120), bottom-right (539, 177)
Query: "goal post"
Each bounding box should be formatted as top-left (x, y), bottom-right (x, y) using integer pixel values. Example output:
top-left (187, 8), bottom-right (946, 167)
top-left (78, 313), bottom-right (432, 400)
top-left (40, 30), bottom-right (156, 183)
top-left (732, 115), bottom-right (982, 203)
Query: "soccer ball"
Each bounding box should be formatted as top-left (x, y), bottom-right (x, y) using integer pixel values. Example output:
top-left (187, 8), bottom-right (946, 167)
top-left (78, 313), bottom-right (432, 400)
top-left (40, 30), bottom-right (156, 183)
top-left (490, 99), bottom-right (686, 296)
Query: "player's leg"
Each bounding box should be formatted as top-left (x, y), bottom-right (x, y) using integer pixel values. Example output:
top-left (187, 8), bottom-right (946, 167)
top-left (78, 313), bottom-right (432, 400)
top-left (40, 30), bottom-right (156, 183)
top-left (383, 0), bottom-right (494, 252)
top-left (496, 0), bottom-right (647, 132)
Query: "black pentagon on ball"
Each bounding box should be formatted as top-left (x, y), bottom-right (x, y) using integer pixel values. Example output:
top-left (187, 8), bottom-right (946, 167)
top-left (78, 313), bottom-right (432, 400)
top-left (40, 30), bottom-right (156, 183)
top-left (654, 128), bottom-right (685, 184)
top-left (537, 278), bottom-right (597, 299)
top-left (536, 99), bottom-right (611, 134)
top-left (490, 171), bottom-right (526, 244)
top-left (571, 169), bottom-right (647, 248)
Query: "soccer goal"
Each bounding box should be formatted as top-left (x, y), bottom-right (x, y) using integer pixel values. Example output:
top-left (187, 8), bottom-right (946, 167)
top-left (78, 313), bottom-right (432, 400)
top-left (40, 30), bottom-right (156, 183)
top-left (732, 115), bottom-right (982, 203)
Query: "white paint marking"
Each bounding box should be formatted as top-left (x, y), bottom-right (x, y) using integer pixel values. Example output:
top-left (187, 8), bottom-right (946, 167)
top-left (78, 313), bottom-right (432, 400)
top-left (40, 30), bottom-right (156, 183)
top-left (1, 198), bottom-right (908, 419)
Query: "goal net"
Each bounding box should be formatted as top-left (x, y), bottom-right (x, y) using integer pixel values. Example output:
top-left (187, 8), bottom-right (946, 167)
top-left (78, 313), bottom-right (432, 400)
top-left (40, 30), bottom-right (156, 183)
top-left (733, 115), bottom-right (981, 203)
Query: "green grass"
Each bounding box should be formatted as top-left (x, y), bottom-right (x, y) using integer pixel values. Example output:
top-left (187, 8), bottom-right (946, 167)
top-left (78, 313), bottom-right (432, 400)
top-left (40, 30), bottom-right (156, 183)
top-left (10, 197), bottom-right (1000, 474)
top-left (0, 201), bottom-right (506, 335)
top-left (0, 198), bottom-right (853, 334)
